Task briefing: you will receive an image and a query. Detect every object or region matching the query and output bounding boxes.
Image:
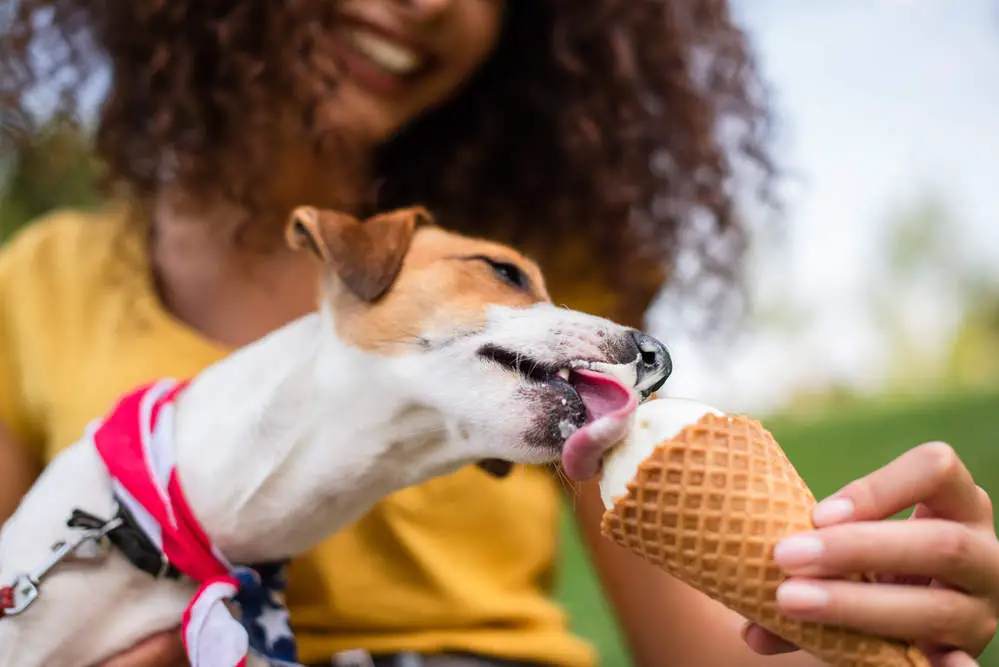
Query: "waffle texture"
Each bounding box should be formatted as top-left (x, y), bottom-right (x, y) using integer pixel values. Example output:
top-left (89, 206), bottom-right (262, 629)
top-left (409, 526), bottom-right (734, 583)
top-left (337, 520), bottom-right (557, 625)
top-left (600, 412), bottom-right (930, 667)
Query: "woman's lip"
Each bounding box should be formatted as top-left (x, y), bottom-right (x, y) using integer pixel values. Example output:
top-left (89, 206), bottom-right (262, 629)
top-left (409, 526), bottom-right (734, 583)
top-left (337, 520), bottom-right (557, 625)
top-left (328, 36), bottom-right (412, 98)
top-left (335, 13), bottom-right (435, 61)
top-left (328, 17), bottom-right (437, 99)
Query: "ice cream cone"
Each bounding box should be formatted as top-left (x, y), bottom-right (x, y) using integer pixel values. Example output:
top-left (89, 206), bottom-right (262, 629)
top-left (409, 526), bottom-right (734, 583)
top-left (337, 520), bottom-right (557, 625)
top-left (599, 399), bottom-right (930, 667)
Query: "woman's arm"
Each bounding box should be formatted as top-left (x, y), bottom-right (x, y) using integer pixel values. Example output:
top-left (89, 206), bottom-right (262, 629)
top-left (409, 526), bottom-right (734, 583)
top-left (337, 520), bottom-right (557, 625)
top-left (572, 441), bottom-right (999, 667)
top-left (571, 480), bottom-right (824, 667)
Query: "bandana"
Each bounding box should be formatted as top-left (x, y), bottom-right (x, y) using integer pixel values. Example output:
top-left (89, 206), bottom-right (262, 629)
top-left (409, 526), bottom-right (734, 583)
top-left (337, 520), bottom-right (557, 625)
top-left (91, 378), bottom-right (300, 667)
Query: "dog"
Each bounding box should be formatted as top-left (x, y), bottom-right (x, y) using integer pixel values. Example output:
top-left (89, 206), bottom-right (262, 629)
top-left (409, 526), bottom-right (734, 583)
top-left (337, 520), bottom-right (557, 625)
top-left (0, 205), bottom-right (672, 667)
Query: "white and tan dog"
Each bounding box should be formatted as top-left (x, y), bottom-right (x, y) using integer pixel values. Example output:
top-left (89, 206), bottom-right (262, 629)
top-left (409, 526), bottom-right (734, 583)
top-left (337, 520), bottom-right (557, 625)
top-left (0, 205), bottom-right (672, 667)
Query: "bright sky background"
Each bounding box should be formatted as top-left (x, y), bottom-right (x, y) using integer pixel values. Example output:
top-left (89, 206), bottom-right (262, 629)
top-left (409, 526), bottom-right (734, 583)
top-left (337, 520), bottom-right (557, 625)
top-left (651, 0), bottom-right (999, 414)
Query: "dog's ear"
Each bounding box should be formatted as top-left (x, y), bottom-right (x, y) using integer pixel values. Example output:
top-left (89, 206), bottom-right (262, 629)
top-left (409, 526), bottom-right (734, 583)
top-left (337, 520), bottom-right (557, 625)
top-left (286, 206), bottom-right (338, 263)
top-left (286, 206), bottom-right (431, 301)
top-left (476, 459), bottom-right (513, 479)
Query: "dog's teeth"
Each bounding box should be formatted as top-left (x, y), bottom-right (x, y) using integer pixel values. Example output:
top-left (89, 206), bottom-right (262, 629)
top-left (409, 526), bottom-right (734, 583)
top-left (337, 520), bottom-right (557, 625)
top-left (557, 368), bottom-right (571, 381)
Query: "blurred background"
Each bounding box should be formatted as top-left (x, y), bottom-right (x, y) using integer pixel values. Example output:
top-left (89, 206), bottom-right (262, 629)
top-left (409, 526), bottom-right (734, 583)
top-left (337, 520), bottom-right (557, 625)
top-left (2, 1), bottom-right (997, 665)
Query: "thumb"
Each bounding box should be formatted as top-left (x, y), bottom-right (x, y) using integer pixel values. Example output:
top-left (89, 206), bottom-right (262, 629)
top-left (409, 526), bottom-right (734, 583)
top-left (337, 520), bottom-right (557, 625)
top-left (740, 621), bottom-right (800, 655)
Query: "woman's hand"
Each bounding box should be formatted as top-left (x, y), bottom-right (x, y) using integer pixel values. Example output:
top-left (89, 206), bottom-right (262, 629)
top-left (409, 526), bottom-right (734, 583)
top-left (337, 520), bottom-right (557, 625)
top-left (94, 629), bottom-right (188, 667)
top-left (743, 441), bottom-right (999, 667)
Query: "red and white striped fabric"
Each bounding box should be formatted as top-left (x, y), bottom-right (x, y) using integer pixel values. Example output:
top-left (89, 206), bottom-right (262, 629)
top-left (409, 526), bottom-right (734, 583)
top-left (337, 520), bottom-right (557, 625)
top-left (90, 378), bottom-right (249, 667)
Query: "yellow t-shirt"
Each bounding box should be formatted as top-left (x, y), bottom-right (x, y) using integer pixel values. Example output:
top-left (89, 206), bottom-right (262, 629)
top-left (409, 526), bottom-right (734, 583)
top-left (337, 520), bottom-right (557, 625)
top-left (0, 203), bottom-right (625, 667)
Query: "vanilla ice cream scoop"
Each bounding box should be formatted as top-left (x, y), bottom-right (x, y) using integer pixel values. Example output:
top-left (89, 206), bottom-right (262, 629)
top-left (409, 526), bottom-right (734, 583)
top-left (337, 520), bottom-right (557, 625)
top-left (598, 397), bottom-right (724, 509)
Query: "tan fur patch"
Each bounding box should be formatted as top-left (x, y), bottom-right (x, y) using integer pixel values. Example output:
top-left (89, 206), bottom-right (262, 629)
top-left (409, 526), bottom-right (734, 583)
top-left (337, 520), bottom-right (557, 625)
top-left (328, 225), bottom-right (551, 353)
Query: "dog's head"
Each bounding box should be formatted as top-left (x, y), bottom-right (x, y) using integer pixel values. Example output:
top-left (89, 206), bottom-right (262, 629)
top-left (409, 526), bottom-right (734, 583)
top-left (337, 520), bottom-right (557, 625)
top-left (286, 206), bottom-right (672, 482)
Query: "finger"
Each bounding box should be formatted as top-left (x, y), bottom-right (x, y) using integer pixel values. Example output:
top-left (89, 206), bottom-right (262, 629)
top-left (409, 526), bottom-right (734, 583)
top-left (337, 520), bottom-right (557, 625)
top-left (740, 621), bottom-right (799, 655)
top-left (813, 442), bottom-right (987, 528)
top-left (914, 485), bottom-right (996, 529)
top-left (776, 578), bottom-right (995, 655)
top-left (773, 520), bottom-right (999, 598)
top-left (974, 485), bottom-right (996, 536)
top-left (911, 501), bottom-right (936, 520)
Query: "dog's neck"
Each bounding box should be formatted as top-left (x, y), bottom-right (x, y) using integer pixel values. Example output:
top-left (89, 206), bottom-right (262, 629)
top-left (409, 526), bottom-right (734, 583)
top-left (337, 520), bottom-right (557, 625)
top-left (170, 305), bottom-right (458, 564)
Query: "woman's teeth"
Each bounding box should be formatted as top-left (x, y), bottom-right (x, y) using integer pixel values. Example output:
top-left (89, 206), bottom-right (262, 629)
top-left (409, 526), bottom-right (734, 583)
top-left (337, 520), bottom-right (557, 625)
top-left (346, 29), bottom-right (423, 75)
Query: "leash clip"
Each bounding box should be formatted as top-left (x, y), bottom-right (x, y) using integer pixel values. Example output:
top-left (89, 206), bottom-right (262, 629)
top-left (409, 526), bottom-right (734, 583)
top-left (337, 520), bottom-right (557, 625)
top-left (1, 574), bottom-right (39, 616)
top-left (0, 517), bottom-right (122, 617)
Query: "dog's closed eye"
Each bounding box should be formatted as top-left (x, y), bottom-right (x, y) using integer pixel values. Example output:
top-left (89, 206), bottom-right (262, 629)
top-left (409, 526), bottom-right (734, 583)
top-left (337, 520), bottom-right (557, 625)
top-left (467, 255), bottom-right (530, 291)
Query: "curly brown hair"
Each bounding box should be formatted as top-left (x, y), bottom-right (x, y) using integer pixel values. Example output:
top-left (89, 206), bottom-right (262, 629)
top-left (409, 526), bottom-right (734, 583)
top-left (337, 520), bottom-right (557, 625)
top-left (1, 0), bottom-right (779, 327)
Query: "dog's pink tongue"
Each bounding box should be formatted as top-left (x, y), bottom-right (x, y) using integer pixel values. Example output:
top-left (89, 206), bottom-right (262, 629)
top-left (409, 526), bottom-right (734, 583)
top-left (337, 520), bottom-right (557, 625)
top-left (562, 369), bottom-right (637, 482)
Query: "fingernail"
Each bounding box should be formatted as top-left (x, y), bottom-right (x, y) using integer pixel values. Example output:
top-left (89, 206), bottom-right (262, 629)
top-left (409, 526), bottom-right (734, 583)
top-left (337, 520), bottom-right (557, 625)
top-left (773, 534), bottom-right (824, 568)
top-left (777, 581), bottom-right (830, 611)
top-left (812, 497), bottom-right (854, 526)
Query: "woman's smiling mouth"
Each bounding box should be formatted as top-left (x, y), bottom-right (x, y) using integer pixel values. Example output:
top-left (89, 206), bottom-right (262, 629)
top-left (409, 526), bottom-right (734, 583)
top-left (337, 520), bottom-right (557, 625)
top-left (331, 18), bottom-right (436, 97)
top-left (346, 28), bottom-right (424, 76)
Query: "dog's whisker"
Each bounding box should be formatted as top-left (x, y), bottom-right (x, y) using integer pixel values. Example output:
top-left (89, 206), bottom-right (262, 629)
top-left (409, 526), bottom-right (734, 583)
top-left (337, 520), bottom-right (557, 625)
top-left (550, 463), bottom-right (580, 503)
top-left (558, 466), bottom-right (578, 496)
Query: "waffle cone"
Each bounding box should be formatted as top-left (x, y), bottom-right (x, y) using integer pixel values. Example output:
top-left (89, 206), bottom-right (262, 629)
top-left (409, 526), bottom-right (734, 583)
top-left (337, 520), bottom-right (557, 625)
top-left (600, 412), bottom-right (930, 667)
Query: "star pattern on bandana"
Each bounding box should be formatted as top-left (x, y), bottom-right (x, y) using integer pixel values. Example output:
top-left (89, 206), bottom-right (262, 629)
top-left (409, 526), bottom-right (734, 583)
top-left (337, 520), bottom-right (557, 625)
top-left (232, 562), bottom-right (300, 666)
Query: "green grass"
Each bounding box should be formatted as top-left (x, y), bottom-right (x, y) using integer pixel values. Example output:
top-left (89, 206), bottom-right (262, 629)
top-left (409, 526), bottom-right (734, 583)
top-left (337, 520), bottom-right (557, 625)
top-left (554, 386), bottom-right (999, 667)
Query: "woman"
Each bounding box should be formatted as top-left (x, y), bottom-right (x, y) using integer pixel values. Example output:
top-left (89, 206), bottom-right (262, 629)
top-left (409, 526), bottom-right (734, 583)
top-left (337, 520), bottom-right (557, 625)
top-left (1, 2), bottom-right (996, 666)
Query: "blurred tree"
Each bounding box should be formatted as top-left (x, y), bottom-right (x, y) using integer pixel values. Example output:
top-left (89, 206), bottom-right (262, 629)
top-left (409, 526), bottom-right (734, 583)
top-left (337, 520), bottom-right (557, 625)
top-left (868, 190), bottom-right (999, 393)
top-left (0, 114), bottom-right (100, 242)
top-left (946, 281), bottom-right (999, 387)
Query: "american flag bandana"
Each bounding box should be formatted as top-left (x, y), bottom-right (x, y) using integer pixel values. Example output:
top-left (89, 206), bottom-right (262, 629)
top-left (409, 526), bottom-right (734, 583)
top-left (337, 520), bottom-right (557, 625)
top-left (90, 378), bottom-right (300, 667)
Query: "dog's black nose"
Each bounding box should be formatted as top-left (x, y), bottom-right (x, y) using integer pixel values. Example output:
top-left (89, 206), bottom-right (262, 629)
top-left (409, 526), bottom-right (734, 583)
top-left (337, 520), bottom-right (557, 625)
top-left (629, 331), bottom-right (672, 396)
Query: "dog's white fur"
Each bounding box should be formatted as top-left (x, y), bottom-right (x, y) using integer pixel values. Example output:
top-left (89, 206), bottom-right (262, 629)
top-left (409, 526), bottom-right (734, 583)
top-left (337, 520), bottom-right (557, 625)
top-left (0, 206), bottom-right (667, 667)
